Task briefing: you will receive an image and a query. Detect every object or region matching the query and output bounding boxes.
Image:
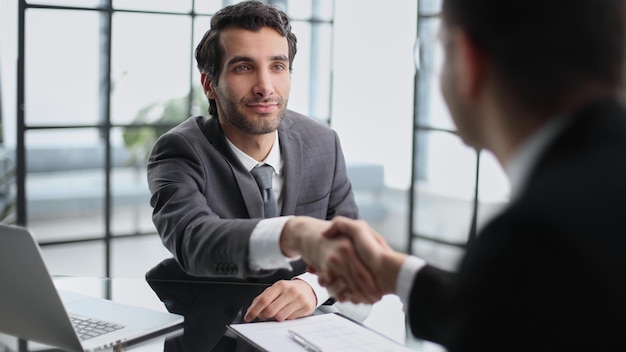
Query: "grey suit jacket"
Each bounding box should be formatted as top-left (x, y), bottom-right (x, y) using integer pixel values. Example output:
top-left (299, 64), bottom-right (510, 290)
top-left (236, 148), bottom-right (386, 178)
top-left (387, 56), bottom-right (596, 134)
top-left (147, 110), bottom-right (359, 280)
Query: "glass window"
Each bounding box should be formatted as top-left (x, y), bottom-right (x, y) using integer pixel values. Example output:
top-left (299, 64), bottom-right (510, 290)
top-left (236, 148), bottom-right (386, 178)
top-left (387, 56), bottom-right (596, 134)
top-left (111, 13), bottom-right (192, 125)
top-left (290, 21), bottom-right (332, 122)
top-left (412, 130), bottom-right (477, 246)
top-left (26, 129), bottom-right (106, 241)
top-left (112, 0), bottom-right (192, 13)
top-left (40, 242), bottom-right (105, 277)
top-left (194, 0), bottom-right (227, 15)
top-left (286, 0), bottom-right (334, 21)
top-left (25, 9), bottom-right (101, 126)
top-left (477, 151), bottom-right (509, 228)
top-left (111, 126), bottom-right (155, 237)
top-left (26, 0), bottom-right (103, 7)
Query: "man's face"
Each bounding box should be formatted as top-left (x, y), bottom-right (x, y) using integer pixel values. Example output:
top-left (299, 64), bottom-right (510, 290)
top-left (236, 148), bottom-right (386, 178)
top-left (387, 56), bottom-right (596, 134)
top-left (205, 26), bottom-right (291, 136)
top-left (438, 22), bottom-right (483, 149)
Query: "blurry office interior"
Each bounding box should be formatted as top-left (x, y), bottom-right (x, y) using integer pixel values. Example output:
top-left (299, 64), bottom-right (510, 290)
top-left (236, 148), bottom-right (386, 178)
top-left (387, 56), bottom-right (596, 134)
top-left (0, 0), bottom-right (511, 350)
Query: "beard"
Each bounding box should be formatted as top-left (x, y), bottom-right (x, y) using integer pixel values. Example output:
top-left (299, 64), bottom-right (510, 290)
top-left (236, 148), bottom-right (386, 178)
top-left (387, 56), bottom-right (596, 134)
top-left (220, 96), bottom-right (288, 135)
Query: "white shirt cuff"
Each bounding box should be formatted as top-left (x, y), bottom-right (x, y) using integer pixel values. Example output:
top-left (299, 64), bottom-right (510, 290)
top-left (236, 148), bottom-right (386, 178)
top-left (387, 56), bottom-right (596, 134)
top-left (249, 216), bottom-right (295, 271)
top-left (396, 255), bottom-right (426, 313)
top-left (294, 272), bottom-right (331, 307)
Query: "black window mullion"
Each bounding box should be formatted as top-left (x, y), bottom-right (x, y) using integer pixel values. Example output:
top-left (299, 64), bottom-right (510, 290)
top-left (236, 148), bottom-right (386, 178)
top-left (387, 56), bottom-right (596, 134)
top-left (16, 0), bottom-right (27, 226)
top-left (100, 0), bottom-right (114, 278)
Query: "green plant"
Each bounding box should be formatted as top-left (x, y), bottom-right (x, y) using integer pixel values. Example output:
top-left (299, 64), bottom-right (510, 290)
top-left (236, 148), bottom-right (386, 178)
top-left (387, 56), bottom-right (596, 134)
top-left (123, 90), bottom-right (209, 166)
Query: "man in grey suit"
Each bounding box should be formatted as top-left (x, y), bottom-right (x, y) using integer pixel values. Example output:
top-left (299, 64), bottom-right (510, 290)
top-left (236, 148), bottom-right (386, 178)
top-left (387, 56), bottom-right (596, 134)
top-left (147, 1), bottom-right (359, 322)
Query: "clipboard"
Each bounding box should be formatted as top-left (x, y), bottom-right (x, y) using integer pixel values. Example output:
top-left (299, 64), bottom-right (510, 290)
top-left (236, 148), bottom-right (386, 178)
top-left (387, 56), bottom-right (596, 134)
top-left (227, 312), bottom-right (414, 352)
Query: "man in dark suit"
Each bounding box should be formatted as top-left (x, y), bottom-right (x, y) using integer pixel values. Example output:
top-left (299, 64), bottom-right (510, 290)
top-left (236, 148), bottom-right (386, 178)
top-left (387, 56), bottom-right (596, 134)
top-left (279, 0), bottom-right (626, 350)
top-left (147, 1), bottom-right (359, 323)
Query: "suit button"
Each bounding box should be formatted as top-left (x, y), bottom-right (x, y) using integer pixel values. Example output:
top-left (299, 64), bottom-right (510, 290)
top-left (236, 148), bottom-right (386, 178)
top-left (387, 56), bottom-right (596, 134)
top-left (215, 263), bottom-right (224, 274)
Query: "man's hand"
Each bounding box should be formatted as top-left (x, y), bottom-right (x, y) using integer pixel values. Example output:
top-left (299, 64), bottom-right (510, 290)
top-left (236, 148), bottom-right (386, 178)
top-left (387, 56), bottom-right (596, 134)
top-left (318, 216), bottom-right (407, 303)
top-left (243, 279), bottom-right (316, 322)
top-left (280, 217), bottom-right (381, 304)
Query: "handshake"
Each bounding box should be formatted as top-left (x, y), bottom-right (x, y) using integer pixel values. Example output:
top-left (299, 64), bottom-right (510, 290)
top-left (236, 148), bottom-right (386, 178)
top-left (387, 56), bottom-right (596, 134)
top-left (280, 216), bottom-right (409, 304)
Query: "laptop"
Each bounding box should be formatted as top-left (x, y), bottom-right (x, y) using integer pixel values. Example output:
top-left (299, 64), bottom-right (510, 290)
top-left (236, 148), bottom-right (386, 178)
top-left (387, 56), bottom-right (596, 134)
top-left (0, 224), bottom-right (184, 352)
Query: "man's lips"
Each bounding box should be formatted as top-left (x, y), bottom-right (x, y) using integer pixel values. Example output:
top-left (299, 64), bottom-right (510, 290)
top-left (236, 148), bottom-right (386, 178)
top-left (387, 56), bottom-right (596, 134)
top-left (247, 103), bottom-right (279, 114)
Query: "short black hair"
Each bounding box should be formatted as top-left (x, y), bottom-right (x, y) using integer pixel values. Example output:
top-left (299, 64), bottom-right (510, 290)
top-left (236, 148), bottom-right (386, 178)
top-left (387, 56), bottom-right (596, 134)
top-left (442, 0), bottom-right (626, 112)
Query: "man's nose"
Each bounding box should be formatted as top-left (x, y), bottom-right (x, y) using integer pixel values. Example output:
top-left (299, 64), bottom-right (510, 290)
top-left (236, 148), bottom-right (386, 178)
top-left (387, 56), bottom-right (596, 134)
top-left (252, 69), bottom-right (274, 97)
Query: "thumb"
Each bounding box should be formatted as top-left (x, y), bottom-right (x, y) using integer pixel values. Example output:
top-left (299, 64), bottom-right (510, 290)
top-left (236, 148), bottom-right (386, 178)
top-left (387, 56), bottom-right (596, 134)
top-left (322, 216), bottom-right (363, 239)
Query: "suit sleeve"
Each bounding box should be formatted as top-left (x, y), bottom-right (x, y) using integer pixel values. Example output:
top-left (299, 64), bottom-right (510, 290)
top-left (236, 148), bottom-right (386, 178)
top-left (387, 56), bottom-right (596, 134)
top-left (326, 131), bottom-right (360, 220)
top-left (147, 131), bottom-right (278, 279)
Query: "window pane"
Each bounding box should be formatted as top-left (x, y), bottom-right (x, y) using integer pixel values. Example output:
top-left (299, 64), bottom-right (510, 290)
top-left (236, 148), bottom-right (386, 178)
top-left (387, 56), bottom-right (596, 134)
top-left (416, 17), bottom-right (453, 130)
top-left (26, 0), bottom-right (103, 7)
top-left (290, 21), bottom-right (332, 121)
top-left (25, 9), bottom-right (101, 126)
top-left (41, 242), bottom-right (105, 277)
top-left (195, 0), bottom-right (225, 15)
top-left (113, 0), bottom-right (192, 13)
top-left (287, 0), bottom-right (334, 21)
top-left (412, 239), bottom-right (465, 272)
top-left (26, 129), bottom-right (105, 241)
top-left (111, 236), bottom-right (172, 277)
top-left (111, 127), bottom-right (155, 236)
top-left (420, 0), bottom-right (442, 16)
top-left (477, 150), bottom-right (509, 229)
top-left (412, 130), bottom-right (476, 265)
top-left (111, 13), bottom-right (192, 125)
top-left (191, 16), bottom-right (212, 116)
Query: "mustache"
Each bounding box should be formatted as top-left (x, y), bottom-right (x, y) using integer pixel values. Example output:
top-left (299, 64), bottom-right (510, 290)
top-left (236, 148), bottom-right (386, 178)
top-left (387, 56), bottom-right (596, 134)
top-left (243, 97), bottom-right (284, 105)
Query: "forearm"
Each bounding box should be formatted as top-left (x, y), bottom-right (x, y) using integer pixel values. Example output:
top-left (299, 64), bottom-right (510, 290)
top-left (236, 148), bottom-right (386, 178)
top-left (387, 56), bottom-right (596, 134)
top-left (375, 250), bottom-right (411, 295)
top-left (279, 216), bottom-right (309, 258)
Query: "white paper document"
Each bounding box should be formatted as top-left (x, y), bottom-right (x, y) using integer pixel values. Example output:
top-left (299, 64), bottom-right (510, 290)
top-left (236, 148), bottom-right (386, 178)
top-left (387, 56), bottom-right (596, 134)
top-left (228, 313), bottom-right (414, 352)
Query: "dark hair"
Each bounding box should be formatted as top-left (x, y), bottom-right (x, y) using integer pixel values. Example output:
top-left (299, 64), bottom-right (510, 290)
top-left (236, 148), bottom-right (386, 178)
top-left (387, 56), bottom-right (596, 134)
top-left (195, 0), bottom-right (297, 117)
top-left (442, 0), bottom-right (626, 112)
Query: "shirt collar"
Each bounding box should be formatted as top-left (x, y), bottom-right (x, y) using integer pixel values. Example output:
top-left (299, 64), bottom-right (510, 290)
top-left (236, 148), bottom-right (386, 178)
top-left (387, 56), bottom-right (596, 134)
top-left (505, 114), bottom-right (570, 201)
top-left (225, 132), bottom-right (281, 174)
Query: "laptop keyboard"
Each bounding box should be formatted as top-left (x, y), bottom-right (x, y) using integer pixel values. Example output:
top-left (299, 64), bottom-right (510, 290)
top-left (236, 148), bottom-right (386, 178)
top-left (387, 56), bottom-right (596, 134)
top-left (70, 315), bottom-right (125, 341)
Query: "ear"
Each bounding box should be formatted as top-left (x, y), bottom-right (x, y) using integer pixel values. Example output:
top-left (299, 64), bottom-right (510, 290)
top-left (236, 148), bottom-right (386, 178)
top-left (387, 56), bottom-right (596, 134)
top-left (454, 29), bottom-right (486, 100)
top-left (200, 72), bottom-right (217, 99)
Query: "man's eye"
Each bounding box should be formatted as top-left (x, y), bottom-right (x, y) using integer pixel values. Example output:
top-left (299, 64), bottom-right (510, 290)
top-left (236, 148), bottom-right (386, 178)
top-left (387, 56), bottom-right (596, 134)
top-left (234, 65), bottom-right (250, 72)
top-left (273, 64), bottom-right (286, 71)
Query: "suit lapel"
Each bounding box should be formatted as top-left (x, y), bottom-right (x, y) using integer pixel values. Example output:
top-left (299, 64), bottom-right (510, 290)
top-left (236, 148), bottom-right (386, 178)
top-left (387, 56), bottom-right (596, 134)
top-left (201, 117), bottom-right (265, 218)
top-left (278, 113), bottom-right (303, 216)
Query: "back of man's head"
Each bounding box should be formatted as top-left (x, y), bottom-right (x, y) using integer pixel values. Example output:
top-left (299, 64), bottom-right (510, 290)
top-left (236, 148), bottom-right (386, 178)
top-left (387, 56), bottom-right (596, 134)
top-left (442, 0), bottom-right (626, 112)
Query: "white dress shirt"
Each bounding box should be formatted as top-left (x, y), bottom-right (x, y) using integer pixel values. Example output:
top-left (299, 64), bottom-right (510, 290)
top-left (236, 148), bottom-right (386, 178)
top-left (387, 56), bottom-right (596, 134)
top-left (396, 114), bottom-right (570, 312)
top-left (225, 132), bottom-right (330, 307)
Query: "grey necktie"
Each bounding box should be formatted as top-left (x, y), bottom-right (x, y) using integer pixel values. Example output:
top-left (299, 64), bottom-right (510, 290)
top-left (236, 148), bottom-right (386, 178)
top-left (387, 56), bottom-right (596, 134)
top-left (250, 164), bottom-right (278, 218)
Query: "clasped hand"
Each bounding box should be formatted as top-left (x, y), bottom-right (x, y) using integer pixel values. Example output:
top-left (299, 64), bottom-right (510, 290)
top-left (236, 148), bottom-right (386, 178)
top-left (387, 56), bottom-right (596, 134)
top-left (289, 216), bottom-right (400, 304)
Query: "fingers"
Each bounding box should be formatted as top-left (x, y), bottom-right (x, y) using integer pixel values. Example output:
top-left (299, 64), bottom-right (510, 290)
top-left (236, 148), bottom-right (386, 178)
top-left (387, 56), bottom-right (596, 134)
top-left (321, 274), bottom-right (382, 304)
top-left (244, 280), bottom-right (316, 322)
top-left (291, 216), bottom-right (388, 304)
top-left (314, 217), bottom-right (394, 303)
top-left (322, 216), bottom-right (365, 239)
top-left (325, 240), bottom-right (381, 303)
top-left (323, 217), bottom-right (388, 258)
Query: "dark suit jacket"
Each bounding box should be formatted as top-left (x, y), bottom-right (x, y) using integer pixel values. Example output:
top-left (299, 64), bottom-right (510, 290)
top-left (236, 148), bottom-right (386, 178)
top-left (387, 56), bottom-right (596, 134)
top-left (147, 110), bottom-right (359, 280)
top-left (408, 100), bottom-right (626, 351)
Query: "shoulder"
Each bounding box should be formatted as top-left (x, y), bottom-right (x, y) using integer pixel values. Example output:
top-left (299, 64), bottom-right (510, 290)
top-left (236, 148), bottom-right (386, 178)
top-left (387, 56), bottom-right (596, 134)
top-left (283, 110), bottom-right (331, 129)
top-left (156, 116), bottom-right (212, 142)
top-left (166, 116), bottom-right (208, 135)
top-left (281, 110), bottom-right (336, 138)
